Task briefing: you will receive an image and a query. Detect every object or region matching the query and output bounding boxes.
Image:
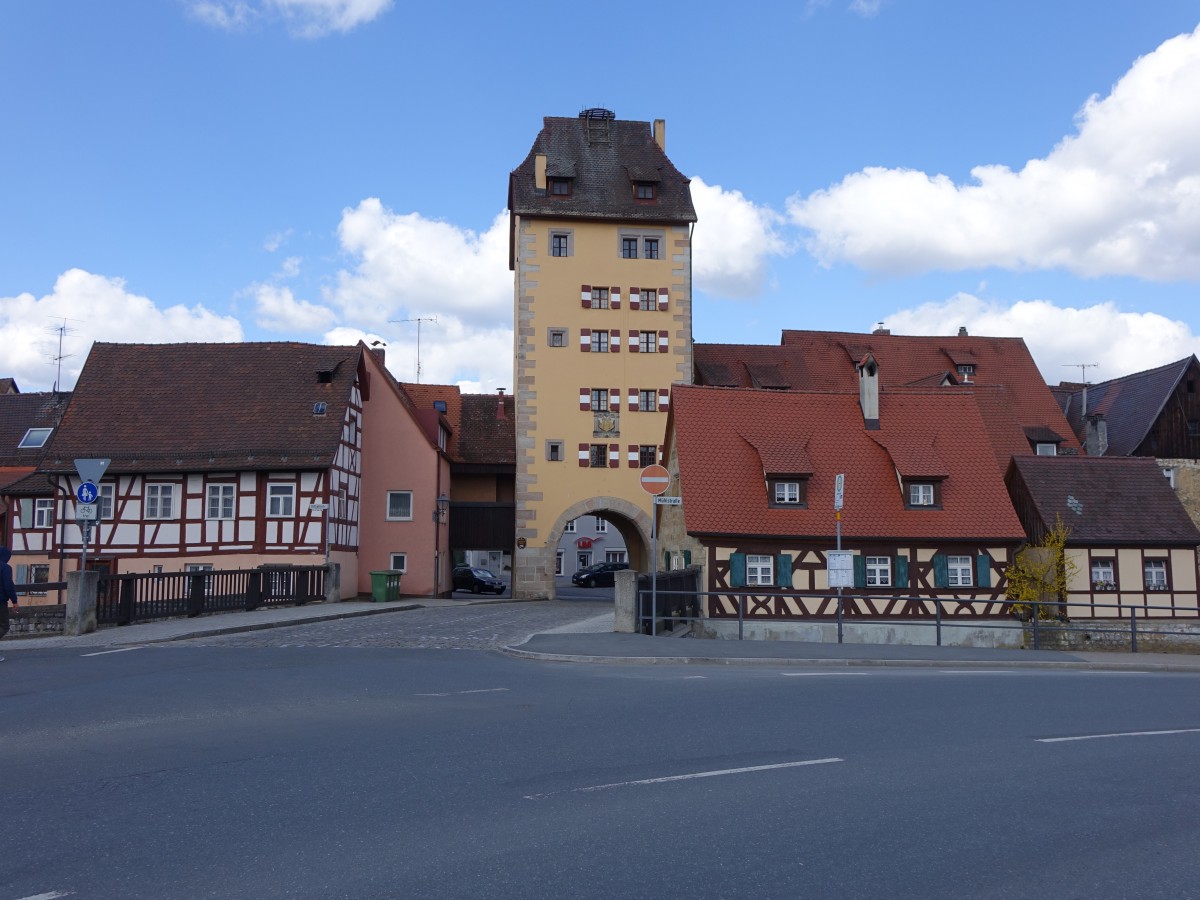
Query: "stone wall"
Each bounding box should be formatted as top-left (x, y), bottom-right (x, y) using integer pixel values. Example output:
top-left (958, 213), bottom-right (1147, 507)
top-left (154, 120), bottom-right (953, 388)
top-left (6, 604), bottom-right (66, 638)
top-left (1025, 618), bottom-right (1200, 654)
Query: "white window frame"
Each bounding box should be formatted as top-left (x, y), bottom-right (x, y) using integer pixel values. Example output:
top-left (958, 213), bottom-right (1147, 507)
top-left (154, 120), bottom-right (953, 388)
top-left (185, 563), bottom-right (214, 596)
top-left (606, 550), bottom-right (627, 563)
top-left (638, 389), bottom-right (656, 412)
top-left (1035, 443), bottom-right (1058, 456)
top-left (774, 482), bottom-right (801, 504)
top-left (145, 483), bottom-right (175, 520)
top-left (206, 483), bottom-right (236, 520)
top-left (747, 554), bottom-right (773, 586)
top-left (386, 490), bottom-right (413, 521)
top-left (34, 498), bottom-right (54, 529)
top-left (389, 553), bottom-right (407, 573)
top-left (1144, 559), bottom-right (1168, 590)
top-left (19, 427), bottom-right (53, 449)
top-left (595, 517), bottom-right (607, 533)
top-left (267, 483), bottom-right (295, 518)
top-left (563, 519), bottom-right (576, 533)
top-left (555, 550), bottom-right (564, 576)
top-left (909, 483), bottom-right (934, 506)
top-left (947, 555), bottom-right (973, 587)
top-left (1091, 559), bottom-right (1115, 590)
top-left (866, 556), bottom-right (891, 587)
top-left (99, 483), bottom-right (115, 521)
top-left (590, 331), bottom-right (609, 353)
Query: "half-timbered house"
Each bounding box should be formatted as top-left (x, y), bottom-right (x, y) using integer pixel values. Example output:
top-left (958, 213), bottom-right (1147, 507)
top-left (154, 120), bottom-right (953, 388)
top-left (1005, 455), bottom-right (1200, 619)
top-left (658, 383), bottom-right (1027, 629)
top-left (11, 341), bottom-right (451, 602)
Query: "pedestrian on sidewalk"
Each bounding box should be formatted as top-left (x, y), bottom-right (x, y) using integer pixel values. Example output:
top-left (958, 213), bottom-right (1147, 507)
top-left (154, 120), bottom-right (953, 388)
top-left (0, 546), bottom-right (19, 659)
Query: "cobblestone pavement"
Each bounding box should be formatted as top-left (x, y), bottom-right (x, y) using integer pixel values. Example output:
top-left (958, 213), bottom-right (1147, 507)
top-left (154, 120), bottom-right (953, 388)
top-left (175, 600), bottom-right (613, 650)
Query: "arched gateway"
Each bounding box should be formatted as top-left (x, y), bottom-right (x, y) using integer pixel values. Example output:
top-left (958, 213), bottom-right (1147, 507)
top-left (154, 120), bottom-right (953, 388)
top-left (512, 496), bottom-right (651, 600)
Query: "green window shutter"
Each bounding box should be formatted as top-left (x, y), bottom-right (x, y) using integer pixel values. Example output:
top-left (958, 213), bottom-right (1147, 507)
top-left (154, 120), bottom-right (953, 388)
top-left (933, 553), bottom-right (949, 588)
top-left (19, 501), bottom-right (32, 529)
top-left (664, 550), bottom-right (671, 571)
top-left (777, 554), bottom-right (792, 589)
top-left (853, 554), bottom-right (866, 588)
top-left (976, 554), bottom-right (992, 588)
top-left (895, 555), bottom-right (909, 589)
top-left (729, 553), bottom-right (746, 588)
top-left (682, 550), bottom-right (692, 567)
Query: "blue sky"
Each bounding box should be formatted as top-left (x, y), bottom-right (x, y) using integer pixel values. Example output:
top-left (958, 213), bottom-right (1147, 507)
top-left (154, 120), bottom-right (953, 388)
top-left (3, 0), bottom-right (1200, 393)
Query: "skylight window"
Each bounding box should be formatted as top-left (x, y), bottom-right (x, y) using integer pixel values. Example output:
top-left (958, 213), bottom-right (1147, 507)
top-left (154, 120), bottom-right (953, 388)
top-left (18, 427), bottom-right (52, 449)
top-left (313, 402), bottom-right (327, 416)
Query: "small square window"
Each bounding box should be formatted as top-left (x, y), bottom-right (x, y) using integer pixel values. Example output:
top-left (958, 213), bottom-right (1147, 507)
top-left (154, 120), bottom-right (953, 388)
top-left (551, 233), bottom-right (570, 257)
top-left (909, 483), bottom-right (935, 506)
top-left (635, 183), bottom-right (656, 200)
top-left (866, 556), bottom-right (891, 587)
top-left (947, 555), bottom-right (973, 587)
top-left (546, 440), bottom-right (564, 462)
top-left (386, 490), bottom-right (413, 520)
top-left (639, 445), bottom-right (658, 467)
top-left (550, 178), bottom-right (571, 196)
top-left (389, 553), bottom-right (407, 573)
top-left (957, 364), bottom-right (975, 377)
top-left (146, 483), bottom-right (175, 520)
top-left (638, 389), bottom-right (656, 412)
top-left (591, 389), bottom-right (609, 412)
top-left (548, 328), bottom-right (567, 347)
top-left (590, 331), bottom-right (609, 353)
top-left (639, 331), bottom-right (657, 353)
top-left (621, 238), bottom-right (638, 259)
top-left (1036, 443), bottom-right (1058, 456)
top-left (640, 289), bottom-right (658, 312)
top-left (644, 238), bottom-right (660, 260)
top-left (563, 519), bottom-right (576, 533)
top-left (591, 287), bottom-right (609, 309)
top-left (747, 555), bottom-right (773, 586)
top-left (589, 444), bottom-right (608, 468)
top-left (774, 482), bottom-right (801, 504)
top-left (1091, 558), bottom-right (1115, 590)
top-left (267, 484), bottom-right (295, 517)
top-left (206, 484), bottom-right (235, 519)
top-left (1144, 559), bottom-right (1168, 590)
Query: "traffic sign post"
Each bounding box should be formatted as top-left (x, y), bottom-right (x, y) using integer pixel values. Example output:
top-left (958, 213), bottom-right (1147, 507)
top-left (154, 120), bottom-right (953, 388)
top-left (77, 481), bottom-right (99, 505)
top-left (640, 464), bottom-right (674, 636)
top-left (72, 459), bottom-right (109, 574)
top-left (834, 473), bottom-right (846, 643)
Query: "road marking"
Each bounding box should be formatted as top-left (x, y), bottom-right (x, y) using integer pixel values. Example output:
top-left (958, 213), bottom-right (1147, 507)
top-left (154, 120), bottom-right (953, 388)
top-left (681, 675), bottom-right (707, 679)
top-left (938, 670), bottom-right (1017, 674)
top-left (414, 688), bottom-right (510, 697)
top-left (782, 672), bottom-right (869, 677)
top-left (524, 758), bottom-right (843, 800)
top-left (1038, 727), bottom-right (1200, 743)
top-left (81, 647), bottom-right (144, 657)
top-left (17, 891), bottom-right (74, 899)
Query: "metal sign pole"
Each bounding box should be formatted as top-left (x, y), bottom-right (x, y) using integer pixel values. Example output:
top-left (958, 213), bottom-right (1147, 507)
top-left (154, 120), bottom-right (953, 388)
top-left (651, 506), bottom-right (657, 637)
top-left (835, 474), bottom-right (844, 644)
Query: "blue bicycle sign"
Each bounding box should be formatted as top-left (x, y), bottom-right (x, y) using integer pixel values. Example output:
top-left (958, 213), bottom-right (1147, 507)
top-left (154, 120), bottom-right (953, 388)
top-left (77, 481), bottom-right (99, 504)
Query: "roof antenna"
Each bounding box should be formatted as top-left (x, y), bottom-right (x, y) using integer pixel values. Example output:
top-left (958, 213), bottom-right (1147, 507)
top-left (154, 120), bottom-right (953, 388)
top-left (392, 316), bottom-right (438, 383)
top-left (1064, 363), bottom-right (1099, 415)
top-left (47, 316), bottom-right (83, 394)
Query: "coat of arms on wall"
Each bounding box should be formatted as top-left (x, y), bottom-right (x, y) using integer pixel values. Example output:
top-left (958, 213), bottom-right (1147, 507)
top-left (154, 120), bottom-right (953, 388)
top-left (593, 412), bottom-right (620, 437)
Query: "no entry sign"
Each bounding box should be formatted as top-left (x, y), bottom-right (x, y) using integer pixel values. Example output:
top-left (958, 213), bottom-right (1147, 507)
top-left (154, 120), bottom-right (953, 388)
top-left (640, 464), bottom-right (671, 496)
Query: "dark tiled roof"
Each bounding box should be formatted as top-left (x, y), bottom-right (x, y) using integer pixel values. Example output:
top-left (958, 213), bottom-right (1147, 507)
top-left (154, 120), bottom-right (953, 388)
top-left (671, 385), bottom-right (1025, 541)
top-left (1056, 356), bottom-right (1197, 456)
top-left (0, 378), bottom-right (20, 394)
top-left (694, 330), bottom-right (1080, 469)
top-left (508, 114), bottom-right (697, 224)
top-left (0, 391), bottom-right (71, 468)
top-left (1007, 456), bottom-right (1200, 545)
top-left (41, 342), bottom-right (363, 473)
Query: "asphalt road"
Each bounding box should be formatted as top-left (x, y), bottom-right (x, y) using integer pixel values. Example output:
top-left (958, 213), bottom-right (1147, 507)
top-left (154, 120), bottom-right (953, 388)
top-left (4, 632), bottom-right (1200, 899)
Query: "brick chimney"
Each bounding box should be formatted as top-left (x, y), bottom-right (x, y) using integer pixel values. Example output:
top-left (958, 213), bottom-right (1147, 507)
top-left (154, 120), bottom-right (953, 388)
top-left (957, 326), bottom-right (969, 337)
top-left (653, 119), bottom-right (666, 151)
top-left (496, 388), bottom-right (508, 420)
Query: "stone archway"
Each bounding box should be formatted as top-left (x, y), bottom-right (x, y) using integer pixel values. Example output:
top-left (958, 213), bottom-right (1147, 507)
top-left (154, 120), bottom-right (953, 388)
top-left (512, 495), bottom-right (652, 600)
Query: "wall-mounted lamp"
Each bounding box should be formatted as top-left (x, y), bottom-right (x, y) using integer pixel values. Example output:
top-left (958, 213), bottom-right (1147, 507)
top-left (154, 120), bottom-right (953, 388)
top-left (434, 494), bottom-right (449, 524)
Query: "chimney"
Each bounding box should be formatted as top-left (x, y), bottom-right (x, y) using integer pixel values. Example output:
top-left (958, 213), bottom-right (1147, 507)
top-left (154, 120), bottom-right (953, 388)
top-left (496, 388), bottom-right (508, 420)
top-left (1084, 413), bottom-right (1108, 456)
top-left (957, 326), bottom-right (969, 337)
top-left (872, 323), bottom-right (890, 335)
top-left (1081, 383), bottom-right (1088, 417)
top-left (653, 119), bottom-right (666, 151)
top-left (535, 153), bottom-right (547, 190)
top-left (859, 356), bottom-right (880, 430)
top-left (369, 344), bottom-right (385, 365)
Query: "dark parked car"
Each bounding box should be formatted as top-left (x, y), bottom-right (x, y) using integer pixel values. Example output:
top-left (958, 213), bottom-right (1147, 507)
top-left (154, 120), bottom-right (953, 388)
top-left (571, 561), bottom-right (630, 588)
top-left (452, 566), bottom-right (506, 594)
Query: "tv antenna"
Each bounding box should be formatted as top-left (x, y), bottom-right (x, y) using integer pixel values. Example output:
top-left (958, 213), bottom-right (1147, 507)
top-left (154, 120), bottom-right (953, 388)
top-left (1064, 363), bottom-right (1099, 416)
top-left (47, 316), bottom-right (84, 393)
top-left (393, 316), bottom-right (437, 383)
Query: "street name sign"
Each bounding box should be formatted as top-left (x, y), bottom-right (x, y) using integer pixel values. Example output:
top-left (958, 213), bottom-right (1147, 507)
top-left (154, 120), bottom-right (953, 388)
top-left (654, 495), bottom-right (682, 506)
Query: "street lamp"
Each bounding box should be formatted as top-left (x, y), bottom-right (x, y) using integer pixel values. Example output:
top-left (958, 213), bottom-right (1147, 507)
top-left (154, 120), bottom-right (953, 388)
top-left (434, 494), bottom-right (449, 523)
top-left (309, 502), bottom-right (329, 562)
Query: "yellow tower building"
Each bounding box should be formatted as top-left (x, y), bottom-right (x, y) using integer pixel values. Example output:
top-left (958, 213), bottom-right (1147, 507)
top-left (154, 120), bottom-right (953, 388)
top-left (508, 109), bottom-right (697, 598)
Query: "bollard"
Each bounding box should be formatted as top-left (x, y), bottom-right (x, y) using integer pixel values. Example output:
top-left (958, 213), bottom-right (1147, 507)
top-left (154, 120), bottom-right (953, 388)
top-left (1130, 607), bottom-right (1138, 653)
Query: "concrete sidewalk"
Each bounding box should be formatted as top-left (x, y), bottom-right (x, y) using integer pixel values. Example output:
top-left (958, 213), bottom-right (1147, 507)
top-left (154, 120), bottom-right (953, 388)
top-left (4, 599), bottom-right (1200, 672)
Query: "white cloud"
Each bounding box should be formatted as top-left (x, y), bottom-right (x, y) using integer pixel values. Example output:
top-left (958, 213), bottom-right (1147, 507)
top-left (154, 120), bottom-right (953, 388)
top-left (329, 199), bottom-right (511, 327)
top-left (883, 293), bottom-right (1200, 383)
top-left (0, 269), bottom-right (244, 391)
top-left (789, 24), bottom-right (1200, 280)
top-left (849, 0), bottom-right (884, 17)
top-left (189, 0), bottom-right (391, 36)
top-left (690, 177), bottom-right (790, 298)
top-left (263, 229), bottom-right (293, 252)
top-left (253, 283), bottom-right (336, 333)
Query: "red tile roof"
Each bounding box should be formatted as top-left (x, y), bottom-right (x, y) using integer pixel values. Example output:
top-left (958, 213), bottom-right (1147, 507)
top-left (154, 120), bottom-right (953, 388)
top-left (671, 385), bottom-right (1025, 541)
top-left (694, 329), bottom-right (1079, 469)
top-left (399, 384), bottom-right (514, 467)
top-left (1006, 456), bottom-right (1200, 545)
top-left (42, 342), bottom-right (365, 473)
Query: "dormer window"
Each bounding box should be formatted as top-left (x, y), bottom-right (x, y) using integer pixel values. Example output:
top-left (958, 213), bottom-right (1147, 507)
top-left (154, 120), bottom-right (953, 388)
top-left (1035, 443), bottom-right (1058, 456)
top-left (549, 178), bottom-right (572, 197)
top-left (635, 182), bottom-right (656, 200)
top-left (768, 476), bottom-right (808, 508)
top-left (957, 364), bottom-right (975, 378)
top-left (904, 479), bottom-right (943, 509)
top-left (18, 427), bottom-right (52, 449)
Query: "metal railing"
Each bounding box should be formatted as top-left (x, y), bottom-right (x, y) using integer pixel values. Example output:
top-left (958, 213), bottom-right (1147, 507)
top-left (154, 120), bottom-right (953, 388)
top-left (96, 566), bottom-right (327, 626)
top-left (635, 590), bottom-right (1200, 653)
